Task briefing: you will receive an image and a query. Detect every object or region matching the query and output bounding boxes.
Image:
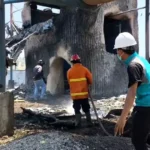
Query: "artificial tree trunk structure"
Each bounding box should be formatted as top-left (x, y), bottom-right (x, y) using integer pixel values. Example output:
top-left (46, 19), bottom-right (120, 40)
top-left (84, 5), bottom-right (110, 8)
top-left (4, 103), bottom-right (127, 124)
top-left (83, 0), bottom-right (116, 5)
top-left (8, 0), bottom-right (138, 98)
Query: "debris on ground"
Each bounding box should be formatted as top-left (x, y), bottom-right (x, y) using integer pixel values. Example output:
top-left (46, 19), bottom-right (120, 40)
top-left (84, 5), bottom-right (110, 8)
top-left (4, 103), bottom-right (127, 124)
top-left (0, 131), bottom-right (134, 150)
top-left (0, 94), bottom-right (136, 150)
top-left (13, 84), bottom-right (27, 100)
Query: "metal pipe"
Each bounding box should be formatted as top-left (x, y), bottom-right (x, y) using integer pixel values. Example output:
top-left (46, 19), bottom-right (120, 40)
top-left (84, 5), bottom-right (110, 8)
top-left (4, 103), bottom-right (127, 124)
top-left (12, 8), bottom-right (22, 14)
top-left (12, 22), bottom-right (19, 34)
top-left (146, 0), bottom-right (149, 61)
top-left (0, 0), bottom-right (6, 92)
top-left (110, 6), bottom-right (146, 17)
top-left (10, 4), bottom-right (13, 82)
top-left (4, 0), bottom-right (26, 4)
top-left (88, 89), bottom-right (110, 136)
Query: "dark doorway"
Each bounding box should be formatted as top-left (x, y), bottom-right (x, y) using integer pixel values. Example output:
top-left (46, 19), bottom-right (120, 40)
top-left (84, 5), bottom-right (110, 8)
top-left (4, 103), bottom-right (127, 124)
top-left (104, 17), bottom-right (132, 54)
top-left (63, 60), bottom-right (71, 91)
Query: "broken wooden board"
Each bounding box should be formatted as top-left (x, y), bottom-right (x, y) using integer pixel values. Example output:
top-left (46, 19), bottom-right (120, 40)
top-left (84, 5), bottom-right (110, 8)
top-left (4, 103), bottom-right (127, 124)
top-left (21, 107), bottom-right (76, 129)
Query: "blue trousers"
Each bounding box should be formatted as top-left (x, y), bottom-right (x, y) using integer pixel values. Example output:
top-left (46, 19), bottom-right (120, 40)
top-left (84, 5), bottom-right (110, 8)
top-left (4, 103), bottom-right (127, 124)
top-left (34, 79), bottom-right (46, 99)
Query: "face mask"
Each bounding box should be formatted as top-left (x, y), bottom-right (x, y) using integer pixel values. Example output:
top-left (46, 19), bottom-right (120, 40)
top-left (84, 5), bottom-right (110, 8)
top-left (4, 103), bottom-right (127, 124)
top-left (117, 53), bottom-right (124, 61)
top-left (117, 54), bottom-right (122, 61)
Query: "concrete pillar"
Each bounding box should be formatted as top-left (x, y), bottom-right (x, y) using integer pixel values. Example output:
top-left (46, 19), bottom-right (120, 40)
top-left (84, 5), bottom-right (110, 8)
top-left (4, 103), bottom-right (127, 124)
top-left (0, 92), bottom-right (14, 137)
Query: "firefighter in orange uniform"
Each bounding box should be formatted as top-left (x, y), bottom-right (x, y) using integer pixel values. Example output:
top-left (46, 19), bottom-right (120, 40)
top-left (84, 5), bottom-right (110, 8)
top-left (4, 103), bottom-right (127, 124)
top-left (67, 54), bottom-right (93, 127)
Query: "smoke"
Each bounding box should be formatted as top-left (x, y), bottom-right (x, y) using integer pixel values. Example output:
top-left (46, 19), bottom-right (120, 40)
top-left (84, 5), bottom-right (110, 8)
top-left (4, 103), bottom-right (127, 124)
top-left (57, 45), bottom-right (72, 66)
top-left (66, 105), bottom-right (74, 114)
top-left (47, 44), bottom-right (72, 95)
top-left (65, 100), bottom-right (74, 115)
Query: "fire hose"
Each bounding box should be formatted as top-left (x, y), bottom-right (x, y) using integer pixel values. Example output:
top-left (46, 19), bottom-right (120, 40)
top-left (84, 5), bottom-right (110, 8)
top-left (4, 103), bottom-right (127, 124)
top-left (88, 90), bottom-right (111, 136)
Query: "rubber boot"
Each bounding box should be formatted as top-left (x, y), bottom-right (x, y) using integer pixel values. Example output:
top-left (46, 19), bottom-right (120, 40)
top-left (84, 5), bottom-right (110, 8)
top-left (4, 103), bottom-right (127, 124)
top-left (85, 112), bottom-right (93, 127)
top-left (75, 114), bottom-right (81, 127)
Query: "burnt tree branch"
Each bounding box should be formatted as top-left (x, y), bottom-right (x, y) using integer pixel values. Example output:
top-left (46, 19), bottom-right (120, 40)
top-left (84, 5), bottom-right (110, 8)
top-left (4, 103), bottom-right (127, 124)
top-left (21, 107), bottom-right (76, 129)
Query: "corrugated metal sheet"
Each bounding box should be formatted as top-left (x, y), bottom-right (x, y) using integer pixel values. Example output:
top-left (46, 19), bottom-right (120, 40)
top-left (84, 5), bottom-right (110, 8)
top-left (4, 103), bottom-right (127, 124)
top-left (4, 0), bottom-right (86, 7)
top-left (4, 0), bottom-right (115, 7)
top-left (4, 0), bottom-right (25, 4)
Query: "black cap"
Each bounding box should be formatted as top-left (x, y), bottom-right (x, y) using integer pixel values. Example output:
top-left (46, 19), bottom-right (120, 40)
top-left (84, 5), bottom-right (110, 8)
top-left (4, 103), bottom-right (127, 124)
top-left (38, 60), bottom-right (45, 66)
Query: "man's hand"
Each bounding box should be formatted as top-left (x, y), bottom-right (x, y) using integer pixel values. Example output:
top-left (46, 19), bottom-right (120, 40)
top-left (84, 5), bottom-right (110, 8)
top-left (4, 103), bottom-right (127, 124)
top-left (114, 116), bottom-right (126, 136)
top-left (114, 83), bottom-right (137, 136)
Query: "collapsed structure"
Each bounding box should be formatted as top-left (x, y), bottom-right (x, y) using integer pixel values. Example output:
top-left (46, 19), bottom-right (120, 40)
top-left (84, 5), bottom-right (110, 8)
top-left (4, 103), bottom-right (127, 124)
top-left (7, 0), bottom-right (138, 98)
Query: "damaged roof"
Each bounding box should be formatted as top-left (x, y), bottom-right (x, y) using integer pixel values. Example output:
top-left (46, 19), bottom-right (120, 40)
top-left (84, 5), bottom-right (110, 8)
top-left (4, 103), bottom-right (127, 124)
top-left (4, 0), bottom-right (115, 7)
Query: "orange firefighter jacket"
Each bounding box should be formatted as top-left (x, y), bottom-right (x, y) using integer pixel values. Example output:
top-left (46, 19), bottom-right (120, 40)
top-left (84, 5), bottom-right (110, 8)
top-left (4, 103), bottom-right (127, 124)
top-left (67, 63), bottom-right (92, 100)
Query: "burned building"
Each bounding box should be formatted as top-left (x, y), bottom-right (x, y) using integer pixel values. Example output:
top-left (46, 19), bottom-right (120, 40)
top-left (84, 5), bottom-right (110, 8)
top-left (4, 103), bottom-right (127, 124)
top-left (9, 0), bottom-right (138, 98)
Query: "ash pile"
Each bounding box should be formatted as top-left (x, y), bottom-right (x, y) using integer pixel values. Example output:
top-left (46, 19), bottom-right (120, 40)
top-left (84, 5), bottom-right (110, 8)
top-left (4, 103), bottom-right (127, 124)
top-left (0, 131), bottom-right (134, 150)
top-left (1, 94), bottom-right (135, 150)
top-left (11, 84), bottom-right (43, 100)
top-left (17, 95), bottom-right (126, 132)
top-left (9, 84), bottom-right (27, 100)
top-left (21, 94), bottom-right (126, 119)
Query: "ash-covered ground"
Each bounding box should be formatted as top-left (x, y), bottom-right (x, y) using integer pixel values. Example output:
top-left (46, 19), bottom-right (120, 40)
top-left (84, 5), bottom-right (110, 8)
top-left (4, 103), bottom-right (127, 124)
top-left (0, 89), bottom-right (135, 150)
top-left (0, 131), bottom-right (134, 150)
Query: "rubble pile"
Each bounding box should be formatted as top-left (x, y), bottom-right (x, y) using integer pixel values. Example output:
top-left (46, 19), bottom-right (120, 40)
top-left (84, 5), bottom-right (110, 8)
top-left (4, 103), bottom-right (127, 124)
top-left (13, 84), bottom-right (27, 100)
top-left (21, 94), bottom-right (126, 119)
top-left (15, 95), bottom-right (126, 133)
top-left (12, 84), bottom-right (37, 100)
top-left (0, 131), bottom-right (134, 150)
top-left (0, 94), bottom-right (135, 150)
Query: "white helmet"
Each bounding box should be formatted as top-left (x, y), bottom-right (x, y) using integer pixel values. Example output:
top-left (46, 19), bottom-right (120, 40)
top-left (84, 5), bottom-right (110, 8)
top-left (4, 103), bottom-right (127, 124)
top-left (114, 32), bottom-right (137, 49)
